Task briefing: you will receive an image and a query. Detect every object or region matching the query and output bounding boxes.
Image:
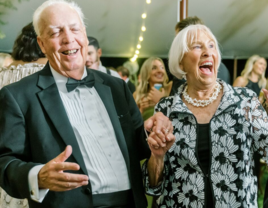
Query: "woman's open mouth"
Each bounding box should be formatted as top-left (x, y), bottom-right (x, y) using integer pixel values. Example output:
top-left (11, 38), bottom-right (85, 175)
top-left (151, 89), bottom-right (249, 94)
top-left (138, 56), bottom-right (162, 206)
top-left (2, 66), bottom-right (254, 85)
top-left (199, 61), bottom-right (213, 75)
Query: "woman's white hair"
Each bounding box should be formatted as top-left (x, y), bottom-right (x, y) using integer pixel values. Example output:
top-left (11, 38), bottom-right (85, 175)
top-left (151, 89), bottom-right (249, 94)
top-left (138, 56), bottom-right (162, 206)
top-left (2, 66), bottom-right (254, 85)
top-left (33, 0), bottom-right (85, 36)
top-left (169, 24), bottom-right (221, 79)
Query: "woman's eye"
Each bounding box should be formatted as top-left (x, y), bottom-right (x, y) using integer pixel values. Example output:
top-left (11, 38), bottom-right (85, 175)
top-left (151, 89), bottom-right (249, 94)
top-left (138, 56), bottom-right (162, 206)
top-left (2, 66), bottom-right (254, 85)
top-left (209, 44), bottom-right (215, 48)
top-left (193, 45), bottom-right (201, 49)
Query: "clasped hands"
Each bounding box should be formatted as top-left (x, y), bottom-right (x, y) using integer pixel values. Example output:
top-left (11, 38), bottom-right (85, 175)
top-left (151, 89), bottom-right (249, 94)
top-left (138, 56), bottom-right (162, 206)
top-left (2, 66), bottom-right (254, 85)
top-left (144, 112), bottom-right (175, 159)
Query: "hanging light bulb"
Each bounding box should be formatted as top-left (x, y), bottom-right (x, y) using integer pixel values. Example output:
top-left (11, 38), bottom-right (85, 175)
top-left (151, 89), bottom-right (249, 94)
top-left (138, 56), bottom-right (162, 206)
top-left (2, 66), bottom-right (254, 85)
top-left (146, 0), bottom-right (151, 4)
top-left (134, 54), bottom-right (138, 58)
top-left (141, 26), bottom-right (146, 31)
top-left (139, 36), bottom-right (143, 41)
top-left (137, 44), bottom-right (141, 49)
top-left (131, 57), bottom-right (136, 62)
top-left (141, 13), bottom-right (147, 19)
top-left (135, 50), bottom-right (140, 54)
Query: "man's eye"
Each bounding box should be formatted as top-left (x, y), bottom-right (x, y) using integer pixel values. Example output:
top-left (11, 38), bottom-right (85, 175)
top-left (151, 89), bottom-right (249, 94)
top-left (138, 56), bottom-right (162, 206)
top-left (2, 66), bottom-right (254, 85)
top-left (51, 32), bottom-right (59, 36)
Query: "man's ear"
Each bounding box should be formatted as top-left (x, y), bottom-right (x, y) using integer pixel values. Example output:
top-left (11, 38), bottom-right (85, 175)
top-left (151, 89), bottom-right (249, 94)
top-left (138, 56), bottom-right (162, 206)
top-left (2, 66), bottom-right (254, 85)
top-left (97, 48), bottom-right (102, 59)
top-left (37, 36), bottom-right (46, 54)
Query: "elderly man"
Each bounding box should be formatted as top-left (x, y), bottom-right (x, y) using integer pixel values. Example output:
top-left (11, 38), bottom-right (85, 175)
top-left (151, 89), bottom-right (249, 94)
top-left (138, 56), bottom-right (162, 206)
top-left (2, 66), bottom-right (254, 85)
top-left (0, 1), bottom-right (173, 208)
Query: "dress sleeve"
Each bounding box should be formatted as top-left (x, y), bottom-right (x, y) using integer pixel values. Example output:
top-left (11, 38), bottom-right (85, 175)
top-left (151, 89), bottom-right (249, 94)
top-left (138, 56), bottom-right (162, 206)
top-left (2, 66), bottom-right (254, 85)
top-left (142, 97), bottom-right (173, 195)
top-left (249, 94), bottom-right (268, 163)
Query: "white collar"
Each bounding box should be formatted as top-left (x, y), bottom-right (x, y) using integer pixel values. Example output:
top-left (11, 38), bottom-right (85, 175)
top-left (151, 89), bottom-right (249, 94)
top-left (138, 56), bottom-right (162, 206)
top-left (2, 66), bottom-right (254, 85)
top-left (49, 63), bottom-right (87, 93)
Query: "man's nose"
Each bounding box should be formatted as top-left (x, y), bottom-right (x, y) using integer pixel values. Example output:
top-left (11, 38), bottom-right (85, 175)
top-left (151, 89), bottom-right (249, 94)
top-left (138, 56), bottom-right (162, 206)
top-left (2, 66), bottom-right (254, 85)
top-left (62, 29), bottom-right (74, 44)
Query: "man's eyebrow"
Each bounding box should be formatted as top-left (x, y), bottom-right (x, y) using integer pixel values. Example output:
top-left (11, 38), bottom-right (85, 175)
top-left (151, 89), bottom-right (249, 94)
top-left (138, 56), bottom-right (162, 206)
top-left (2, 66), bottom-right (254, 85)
top-left (49, 25), bottom-right (61, 30)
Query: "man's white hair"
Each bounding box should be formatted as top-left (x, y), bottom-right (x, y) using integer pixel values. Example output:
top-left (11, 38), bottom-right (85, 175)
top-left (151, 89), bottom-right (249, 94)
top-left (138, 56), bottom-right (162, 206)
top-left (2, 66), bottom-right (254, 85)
top-left (33, 0), bottom-right (85, 36)
top-left (169, 24), bottom-right (221, 79)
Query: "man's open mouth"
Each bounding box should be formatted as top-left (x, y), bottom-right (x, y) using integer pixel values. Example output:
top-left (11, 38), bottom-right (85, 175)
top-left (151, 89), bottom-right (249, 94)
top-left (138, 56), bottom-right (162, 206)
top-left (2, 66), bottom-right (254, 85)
top-left (62, 49), bottom-right (78, 55)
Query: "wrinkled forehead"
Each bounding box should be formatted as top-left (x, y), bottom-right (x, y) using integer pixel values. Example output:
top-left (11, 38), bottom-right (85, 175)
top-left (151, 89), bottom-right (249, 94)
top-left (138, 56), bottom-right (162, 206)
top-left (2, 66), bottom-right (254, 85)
top-left (39, 4), bottom-right (82, 33)
top-left (187, 28), bottom-right (216, 46)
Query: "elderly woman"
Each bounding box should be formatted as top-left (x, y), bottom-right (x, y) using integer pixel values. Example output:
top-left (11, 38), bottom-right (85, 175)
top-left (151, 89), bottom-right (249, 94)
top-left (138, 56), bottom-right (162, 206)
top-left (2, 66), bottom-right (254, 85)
top-left (143, 24), bottom-right (268, 208)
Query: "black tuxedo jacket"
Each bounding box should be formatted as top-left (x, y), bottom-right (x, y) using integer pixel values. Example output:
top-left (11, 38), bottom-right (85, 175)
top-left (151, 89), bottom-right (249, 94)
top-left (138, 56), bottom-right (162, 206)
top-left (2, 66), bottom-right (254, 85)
top-left (127, 80), bottom-right (135, 94)
top-left (0, 63), bottom-right (150, 208)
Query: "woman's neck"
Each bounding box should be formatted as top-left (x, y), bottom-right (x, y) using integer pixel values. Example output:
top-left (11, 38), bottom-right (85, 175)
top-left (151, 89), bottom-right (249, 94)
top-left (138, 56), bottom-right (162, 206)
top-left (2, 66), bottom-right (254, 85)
top-left (249, 72), bottom-right (260, 83)
top-left (186, 82), bottom-right (217, 100)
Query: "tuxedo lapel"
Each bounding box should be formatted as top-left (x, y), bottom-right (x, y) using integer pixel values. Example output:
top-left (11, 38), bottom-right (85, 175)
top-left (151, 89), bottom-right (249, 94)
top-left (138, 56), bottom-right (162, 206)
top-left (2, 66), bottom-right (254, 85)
top-left (91, 70), bottom-right (130, 172)
top-left (36, 64), bottom-right (88, 175)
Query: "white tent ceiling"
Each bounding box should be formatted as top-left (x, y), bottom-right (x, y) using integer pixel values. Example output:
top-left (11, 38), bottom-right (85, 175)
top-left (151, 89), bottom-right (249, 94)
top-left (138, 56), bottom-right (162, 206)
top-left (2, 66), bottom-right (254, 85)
top-left (0, 0), bottom-right (267, 59)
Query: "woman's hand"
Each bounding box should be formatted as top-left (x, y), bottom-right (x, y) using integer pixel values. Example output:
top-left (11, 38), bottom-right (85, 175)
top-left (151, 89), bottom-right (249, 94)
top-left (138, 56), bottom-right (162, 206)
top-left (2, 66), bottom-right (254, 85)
top-left (139, 96), bottom-right (155, 113)
top-left (147, 128), bottom-right (175, 159)
top-left (262, 89), bottom-right (268, 102)
top-left (148, 87), bottom-right (166, 104)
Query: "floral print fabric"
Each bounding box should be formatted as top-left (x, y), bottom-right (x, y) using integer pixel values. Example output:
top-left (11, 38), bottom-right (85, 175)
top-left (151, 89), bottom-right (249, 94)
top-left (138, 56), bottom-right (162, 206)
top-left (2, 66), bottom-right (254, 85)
top-left (143, 80), bottom-right (268, 208)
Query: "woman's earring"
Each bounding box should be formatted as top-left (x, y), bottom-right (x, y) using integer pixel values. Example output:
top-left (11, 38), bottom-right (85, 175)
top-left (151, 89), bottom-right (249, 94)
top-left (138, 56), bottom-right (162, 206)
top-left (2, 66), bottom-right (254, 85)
top-left (182, 74), bottom-right (187, 80)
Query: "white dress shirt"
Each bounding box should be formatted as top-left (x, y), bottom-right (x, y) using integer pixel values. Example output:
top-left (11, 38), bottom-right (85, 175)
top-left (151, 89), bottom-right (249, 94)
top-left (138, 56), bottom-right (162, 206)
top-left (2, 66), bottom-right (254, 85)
top-left (98, 62), bottom-right (121, 78)
top-left (28, 66), bottom-right (130, 202)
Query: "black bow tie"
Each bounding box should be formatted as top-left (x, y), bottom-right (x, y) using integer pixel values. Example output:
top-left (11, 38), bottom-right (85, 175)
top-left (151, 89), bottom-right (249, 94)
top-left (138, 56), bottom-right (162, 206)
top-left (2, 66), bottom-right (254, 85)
top-left (66, 75), bottom-right (94, 92)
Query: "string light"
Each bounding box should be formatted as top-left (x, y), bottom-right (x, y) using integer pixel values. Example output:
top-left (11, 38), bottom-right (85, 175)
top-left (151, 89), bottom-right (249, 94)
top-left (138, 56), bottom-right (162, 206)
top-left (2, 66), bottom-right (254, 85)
top-left (141, 13), bottom-right (147, 19)
top-left (129, 0), bottom-right (152, 61)
top-left (131, 57), bottom-right (137, 62)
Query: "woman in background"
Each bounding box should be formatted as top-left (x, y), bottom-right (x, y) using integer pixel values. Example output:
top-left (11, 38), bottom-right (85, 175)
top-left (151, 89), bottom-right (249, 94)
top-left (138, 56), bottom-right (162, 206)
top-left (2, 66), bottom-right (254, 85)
top-left (0, 22), bottom-right (47, 208)
top-left (0, 22), bottom-right (47, 89)
top-left (133, 57), bottom-right (172, 120)
top-left (233, 55), bottom-right (267, 96)
top-left (233, 55), bottom-right (267, 196)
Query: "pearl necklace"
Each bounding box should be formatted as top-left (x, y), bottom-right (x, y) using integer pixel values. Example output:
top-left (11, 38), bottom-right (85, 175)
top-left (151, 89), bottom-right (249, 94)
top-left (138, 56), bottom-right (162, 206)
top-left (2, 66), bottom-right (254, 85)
top-left (182, 81), bottom-right (222, 107)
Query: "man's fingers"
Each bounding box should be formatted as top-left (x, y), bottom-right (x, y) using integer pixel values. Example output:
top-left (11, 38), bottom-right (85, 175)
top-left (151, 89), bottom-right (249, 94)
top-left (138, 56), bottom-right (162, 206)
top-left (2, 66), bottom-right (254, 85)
top-left (49, 180), bottom-right (88, 192)
top-left (53, 145), bottom-right (72, 163)
top-left (56, 172), bottom-right (89, 183)
top-left (147, 132), bottom-right (166, 148)
top-left (54, 162), bottom-right (80, 171)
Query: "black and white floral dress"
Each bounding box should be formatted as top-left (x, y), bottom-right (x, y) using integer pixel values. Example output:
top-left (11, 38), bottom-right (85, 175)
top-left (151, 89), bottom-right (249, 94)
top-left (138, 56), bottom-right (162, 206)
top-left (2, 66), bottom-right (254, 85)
top-left (143, 80), bottom-right (268, 208)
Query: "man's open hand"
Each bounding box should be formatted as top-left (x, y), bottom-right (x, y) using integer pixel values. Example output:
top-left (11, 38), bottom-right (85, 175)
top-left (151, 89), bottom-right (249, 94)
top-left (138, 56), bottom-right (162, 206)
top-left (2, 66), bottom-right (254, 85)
top-left (38, 145), bottom-right (89, 191)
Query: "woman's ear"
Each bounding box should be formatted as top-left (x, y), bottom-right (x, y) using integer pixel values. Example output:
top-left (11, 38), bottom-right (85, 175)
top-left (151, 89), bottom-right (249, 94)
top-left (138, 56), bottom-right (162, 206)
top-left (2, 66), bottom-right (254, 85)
top-left (179, 62), bottom-right (183, 71)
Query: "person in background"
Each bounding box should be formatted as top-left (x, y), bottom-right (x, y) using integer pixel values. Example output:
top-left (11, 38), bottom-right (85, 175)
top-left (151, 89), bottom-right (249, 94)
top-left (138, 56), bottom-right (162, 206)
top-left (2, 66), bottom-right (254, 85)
top-left (0, 52), bottom-right (13, 68)
top-left (143, 24), bottom-right (268, 208)
top-left (86, 36), bottom-right (121, 78)
top-left (233, 55), bottom-right (267, 195)
top-left (167, 16), bottom-right (231, 96)
top-left (233, 55), bottom-right (267, 96)
top-left (117, 66), bottom-right (135, 93)
top-left (0, 22), bottom-right (47, 208)
top-left (133, 57), bottom-right (172, 120)
top-left (0, 1), bottom-right (173, 208)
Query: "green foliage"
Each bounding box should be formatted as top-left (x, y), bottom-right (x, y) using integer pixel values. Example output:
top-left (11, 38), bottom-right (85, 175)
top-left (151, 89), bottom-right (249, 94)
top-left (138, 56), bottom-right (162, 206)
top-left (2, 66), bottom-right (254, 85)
top-left (0, 0), bottom-right (29, 39)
